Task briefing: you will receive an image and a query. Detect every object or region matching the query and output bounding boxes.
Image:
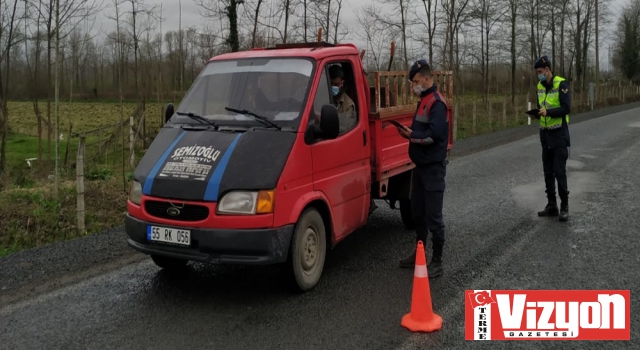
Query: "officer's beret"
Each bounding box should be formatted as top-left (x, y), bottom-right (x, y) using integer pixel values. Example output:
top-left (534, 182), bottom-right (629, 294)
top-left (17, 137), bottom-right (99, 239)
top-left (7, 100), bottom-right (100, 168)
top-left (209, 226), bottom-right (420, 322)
top-left (409, 59), bottom-right (430, 81)
top-left (534, 56), bottom-right (551, 69)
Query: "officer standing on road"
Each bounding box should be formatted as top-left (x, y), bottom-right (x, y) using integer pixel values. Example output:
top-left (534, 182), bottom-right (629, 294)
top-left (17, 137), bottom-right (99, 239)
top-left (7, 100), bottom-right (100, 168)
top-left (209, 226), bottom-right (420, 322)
top-left (532, 56), bottom-right (571, 222)
top-left (396, 60), bottom-right (449, 278)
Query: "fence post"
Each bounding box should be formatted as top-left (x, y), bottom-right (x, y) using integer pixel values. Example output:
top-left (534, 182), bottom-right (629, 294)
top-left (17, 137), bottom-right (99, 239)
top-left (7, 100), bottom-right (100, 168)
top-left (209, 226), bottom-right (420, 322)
top-left (502, 96), bottom-right (507, 128)
top-left (514, 96), bottom-right (519, 125)
top-left (472, 100), bottom-right (477, 135)
top-left (76, 136), bottom-right (86, 234)
top-left (487, 101), bottom-right (493, 133)
top-left (453, 103), bottom-right (458, 141)
top-left (129, 115), bottom-right (135, 167)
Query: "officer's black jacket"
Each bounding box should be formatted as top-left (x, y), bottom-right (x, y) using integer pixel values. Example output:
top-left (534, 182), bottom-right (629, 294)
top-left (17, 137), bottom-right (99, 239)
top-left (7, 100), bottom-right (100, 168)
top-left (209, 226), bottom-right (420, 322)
top-left (408, 84), bottom-right (448, 167)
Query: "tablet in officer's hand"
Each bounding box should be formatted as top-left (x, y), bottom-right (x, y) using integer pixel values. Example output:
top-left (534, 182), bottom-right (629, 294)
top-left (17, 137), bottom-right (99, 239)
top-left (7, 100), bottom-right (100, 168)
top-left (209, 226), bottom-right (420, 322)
top-left (388, 120), bottom-right (404, 128)
top-left (525, 108), bottom-right (540, 116)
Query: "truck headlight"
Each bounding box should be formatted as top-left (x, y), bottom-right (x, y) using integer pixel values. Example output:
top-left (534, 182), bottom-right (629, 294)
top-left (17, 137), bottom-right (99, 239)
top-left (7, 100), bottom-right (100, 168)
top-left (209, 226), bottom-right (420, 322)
top-left (217, 190), bottom-right (275, 215)
top-left (129, 181), bottom-right (142, 205)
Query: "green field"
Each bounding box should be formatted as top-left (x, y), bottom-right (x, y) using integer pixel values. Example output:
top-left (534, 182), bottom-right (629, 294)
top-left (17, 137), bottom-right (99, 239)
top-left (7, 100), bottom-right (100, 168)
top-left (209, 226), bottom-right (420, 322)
top-left (1, 91), bottom-right (637, 257)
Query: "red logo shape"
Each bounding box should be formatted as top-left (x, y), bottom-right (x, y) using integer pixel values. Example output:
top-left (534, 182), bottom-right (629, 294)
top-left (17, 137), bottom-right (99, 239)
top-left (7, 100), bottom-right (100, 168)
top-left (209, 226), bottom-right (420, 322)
top-left (468, 291), bottom-right (497, 308)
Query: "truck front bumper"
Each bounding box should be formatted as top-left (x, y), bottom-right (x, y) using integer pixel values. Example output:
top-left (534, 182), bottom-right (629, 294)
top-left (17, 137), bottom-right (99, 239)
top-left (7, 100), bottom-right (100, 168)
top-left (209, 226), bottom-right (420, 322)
top-left (125, 214), bottom-right (294, 265)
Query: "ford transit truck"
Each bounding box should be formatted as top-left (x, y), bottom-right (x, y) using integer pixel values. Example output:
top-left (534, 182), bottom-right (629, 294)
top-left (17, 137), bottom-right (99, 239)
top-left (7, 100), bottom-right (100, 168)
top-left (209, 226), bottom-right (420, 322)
top-left (125, 41), bottom-right (454, 291)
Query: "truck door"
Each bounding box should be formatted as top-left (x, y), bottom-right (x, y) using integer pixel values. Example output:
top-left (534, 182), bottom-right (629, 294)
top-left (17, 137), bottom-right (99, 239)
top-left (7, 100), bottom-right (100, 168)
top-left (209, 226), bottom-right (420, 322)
top-left (309, 58), bottom-right (370, 241)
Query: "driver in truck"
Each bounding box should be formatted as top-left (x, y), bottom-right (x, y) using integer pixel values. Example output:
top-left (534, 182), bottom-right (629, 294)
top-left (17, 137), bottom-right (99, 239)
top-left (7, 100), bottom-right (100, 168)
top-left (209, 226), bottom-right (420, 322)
top-left (328, 64), bottom-right (357, 134)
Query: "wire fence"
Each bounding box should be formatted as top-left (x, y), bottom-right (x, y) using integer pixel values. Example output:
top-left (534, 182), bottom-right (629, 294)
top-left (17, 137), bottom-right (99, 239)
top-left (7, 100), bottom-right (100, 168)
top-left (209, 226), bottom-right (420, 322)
top-left (2, 81), bottom-right (639, 235)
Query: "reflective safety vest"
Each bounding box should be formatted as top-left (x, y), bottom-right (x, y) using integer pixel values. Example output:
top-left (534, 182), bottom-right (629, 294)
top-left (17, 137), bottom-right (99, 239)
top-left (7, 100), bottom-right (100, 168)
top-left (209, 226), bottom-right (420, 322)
top-left (537, 76), bottom-right (569, 129)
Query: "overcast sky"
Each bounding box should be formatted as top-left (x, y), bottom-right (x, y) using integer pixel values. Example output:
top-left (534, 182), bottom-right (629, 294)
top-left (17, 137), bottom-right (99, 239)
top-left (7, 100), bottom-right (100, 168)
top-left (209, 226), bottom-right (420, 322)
top-left (92, 0), bottom-right (629, 67)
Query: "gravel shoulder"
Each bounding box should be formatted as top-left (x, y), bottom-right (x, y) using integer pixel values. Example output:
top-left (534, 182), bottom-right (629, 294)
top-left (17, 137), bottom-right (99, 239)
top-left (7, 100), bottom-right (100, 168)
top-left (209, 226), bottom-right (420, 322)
top-left (2, 101), bottom-right (639, 305)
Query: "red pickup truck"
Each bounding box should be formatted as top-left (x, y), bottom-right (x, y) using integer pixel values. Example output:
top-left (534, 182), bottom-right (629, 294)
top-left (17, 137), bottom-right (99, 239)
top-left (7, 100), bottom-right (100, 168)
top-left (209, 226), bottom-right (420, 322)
top-left (126, 42), bottom-right (454, 291)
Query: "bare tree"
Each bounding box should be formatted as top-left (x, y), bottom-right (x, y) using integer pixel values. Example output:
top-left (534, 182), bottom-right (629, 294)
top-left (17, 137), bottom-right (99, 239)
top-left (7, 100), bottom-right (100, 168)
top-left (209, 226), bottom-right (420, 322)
top-left (469, 0), bottom-right (508, 102)
top-left (0, 0), bottom-right (22, 174)
top-left (24, 0), bottom-right (47, 160)
top-left (441, 0), bottom-right (471, 74)
top-left (195, 0), bottom-right (244, 52)
top-left (355, 8), bottom-right (393, 71)
top-left (365, 0), bottom-right (413, 70)
top-left (418, 0), bottom-right (439, 67)
top-left (506, 0), bottom-right (519, 102)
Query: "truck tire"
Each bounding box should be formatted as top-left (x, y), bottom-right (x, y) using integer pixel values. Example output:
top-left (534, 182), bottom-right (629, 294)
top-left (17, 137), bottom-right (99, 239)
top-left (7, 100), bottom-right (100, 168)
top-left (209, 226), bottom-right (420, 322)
top-left (151, 255), bottom-right (188, 270)
top-left (288, 208), bottom-right (327, 292)
top-left (399, 199), bottom-right (415, 230)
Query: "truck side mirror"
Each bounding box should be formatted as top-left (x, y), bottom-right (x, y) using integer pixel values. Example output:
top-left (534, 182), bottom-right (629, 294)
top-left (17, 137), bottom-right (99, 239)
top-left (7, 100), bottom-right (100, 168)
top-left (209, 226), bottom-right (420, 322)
top-left (304, 104), bottom-right (340, 144)
top-left (319, 104), bottom-right (339, 139)
top-left (165, 103), bottom-right (174, 123)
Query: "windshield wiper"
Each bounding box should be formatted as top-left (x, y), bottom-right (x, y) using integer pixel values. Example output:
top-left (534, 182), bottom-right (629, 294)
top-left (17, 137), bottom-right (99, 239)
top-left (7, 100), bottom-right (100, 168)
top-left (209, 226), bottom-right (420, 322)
top-left (176, 111), bottom-right (218, 128)
top-left (224, 106), bottom-right (281, 130)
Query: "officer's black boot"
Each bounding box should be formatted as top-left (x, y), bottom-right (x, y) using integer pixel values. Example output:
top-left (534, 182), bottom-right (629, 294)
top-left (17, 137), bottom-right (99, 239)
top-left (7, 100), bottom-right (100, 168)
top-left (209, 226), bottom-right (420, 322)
top-left (368, 198), bottom-right (378, 216)
top-left (559, 193), bottom-right (569, 222)
top-left (538, 193), bottom-right (559, 217)
top-left (399, 250), bottom-right (416, 268)
top-left (428, 241), bottom-right (444, 278)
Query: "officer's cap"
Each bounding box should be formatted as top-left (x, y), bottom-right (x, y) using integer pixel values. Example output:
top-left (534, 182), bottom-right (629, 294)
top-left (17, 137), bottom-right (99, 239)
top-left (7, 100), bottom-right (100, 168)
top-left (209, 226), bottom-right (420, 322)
top-left (534, 56), bottom-right (551, 69)
top-left (409, 59), bottom-right (430, 81)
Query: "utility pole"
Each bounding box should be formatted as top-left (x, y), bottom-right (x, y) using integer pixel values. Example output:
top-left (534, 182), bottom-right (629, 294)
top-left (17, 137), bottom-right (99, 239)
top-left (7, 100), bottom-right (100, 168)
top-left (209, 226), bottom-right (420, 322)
top-left (595, 0), bottom-right (599, 100)
top-left (179, 0), bottom-right (183, 92)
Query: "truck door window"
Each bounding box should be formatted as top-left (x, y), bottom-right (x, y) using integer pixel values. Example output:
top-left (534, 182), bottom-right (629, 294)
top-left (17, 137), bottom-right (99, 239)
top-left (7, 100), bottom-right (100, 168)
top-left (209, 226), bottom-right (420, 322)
top-left (312, 67), bottom-right (332, 118)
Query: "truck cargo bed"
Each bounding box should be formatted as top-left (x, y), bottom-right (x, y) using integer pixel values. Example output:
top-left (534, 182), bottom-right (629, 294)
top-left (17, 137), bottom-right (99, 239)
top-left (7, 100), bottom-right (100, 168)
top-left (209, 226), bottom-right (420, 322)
top-left (367, 70), bottom-right (455, 187)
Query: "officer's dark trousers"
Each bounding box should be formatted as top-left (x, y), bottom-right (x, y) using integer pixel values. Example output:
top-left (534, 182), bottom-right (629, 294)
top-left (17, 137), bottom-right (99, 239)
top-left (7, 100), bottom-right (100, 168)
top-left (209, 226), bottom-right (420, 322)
top-left (542, 146), bottom-right (569, 195)
top-left (411, 161), bottom-right (446, 245)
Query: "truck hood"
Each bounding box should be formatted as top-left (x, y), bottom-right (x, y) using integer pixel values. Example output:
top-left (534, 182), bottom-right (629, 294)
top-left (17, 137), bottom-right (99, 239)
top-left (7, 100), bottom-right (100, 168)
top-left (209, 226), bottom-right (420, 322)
top-left (135, 127), bottom-right (297, 202)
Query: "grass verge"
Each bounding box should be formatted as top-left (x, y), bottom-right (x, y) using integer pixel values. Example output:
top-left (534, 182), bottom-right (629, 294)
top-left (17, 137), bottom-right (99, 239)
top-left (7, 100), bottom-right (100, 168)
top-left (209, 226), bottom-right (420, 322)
top-left (1, 94), bottom-right (640, 257)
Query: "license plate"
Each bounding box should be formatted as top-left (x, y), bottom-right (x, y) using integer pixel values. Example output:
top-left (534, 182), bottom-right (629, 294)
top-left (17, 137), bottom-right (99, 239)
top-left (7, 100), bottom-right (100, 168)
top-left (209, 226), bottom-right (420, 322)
top-left (147, 225), bottom-right (191, 246)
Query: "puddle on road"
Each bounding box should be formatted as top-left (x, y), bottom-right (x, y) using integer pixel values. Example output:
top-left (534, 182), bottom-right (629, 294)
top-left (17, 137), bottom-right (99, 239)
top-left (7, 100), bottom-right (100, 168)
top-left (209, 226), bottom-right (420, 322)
top-left (567, 159), bottom-right (585, 169)
top-left (579, 154), bottom-right (597, 159)
top-left (511, 171), bottom-right (602, 214)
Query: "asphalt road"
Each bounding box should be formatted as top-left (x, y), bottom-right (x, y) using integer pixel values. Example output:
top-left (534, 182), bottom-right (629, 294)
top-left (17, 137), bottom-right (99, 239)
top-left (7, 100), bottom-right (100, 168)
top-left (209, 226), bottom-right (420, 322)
top-left (1, 103), bottom-right (640, 350)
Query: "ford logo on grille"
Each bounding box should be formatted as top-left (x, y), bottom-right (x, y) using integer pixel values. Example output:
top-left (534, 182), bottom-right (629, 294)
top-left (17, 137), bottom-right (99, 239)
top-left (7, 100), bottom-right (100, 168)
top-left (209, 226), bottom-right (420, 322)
top-left (166, 207), bottom-right (181, 217)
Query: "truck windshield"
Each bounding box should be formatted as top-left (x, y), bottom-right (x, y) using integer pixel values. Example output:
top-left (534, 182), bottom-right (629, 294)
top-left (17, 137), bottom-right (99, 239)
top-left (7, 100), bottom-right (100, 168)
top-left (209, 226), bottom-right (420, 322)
top-left (173, 57), bottom-right (314, 128)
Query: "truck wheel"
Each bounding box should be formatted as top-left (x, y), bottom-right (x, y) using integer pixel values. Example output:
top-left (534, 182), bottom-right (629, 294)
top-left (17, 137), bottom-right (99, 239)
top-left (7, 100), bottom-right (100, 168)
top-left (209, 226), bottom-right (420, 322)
top-left (288, 208), bottom-right (327, 292)
top-left (151, 255), bottom-right (188, 270)
top-left (399, 199), bottom-right (415, 230)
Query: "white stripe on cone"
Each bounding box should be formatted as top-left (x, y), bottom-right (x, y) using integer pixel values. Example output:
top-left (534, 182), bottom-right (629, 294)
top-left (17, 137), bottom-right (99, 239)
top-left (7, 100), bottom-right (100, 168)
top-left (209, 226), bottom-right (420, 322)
top-left (414, 264), bottom-right (428, 278)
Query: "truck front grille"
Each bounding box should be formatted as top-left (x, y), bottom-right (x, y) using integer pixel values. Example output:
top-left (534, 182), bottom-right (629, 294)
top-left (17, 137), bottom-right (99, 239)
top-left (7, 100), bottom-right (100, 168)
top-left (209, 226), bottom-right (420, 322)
top-left (144, 200), bottom-right (210, 222)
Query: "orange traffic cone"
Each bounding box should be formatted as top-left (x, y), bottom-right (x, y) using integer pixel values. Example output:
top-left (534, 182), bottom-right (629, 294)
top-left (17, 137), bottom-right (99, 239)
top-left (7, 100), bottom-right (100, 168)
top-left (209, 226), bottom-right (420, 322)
top-left (401, 241), bottom-right (443, 332)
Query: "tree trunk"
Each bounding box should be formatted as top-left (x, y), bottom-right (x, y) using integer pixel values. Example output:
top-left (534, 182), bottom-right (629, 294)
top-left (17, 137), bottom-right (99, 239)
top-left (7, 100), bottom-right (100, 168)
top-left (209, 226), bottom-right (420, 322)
top-left (251, 0), bottom-right (263, 48)
top-left (54, 0), bottom-right (61, 197)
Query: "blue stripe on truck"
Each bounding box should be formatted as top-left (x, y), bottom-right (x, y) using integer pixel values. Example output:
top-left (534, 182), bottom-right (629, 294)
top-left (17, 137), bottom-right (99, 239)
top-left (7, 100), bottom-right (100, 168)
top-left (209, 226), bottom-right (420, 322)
top-left (204, 133), bottom-right (242, 201)
top-left (142, 131), bottom-right (187, 195)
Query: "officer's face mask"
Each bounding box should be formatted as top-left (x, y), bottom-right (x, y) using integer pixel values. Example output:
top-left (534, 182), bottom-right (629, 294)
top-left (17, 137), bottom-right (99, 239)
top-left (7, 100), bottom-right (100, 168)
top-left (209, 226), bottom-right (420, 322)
top-left (413, 78), bottom-right (427, 95)
top-left (332, 86), bottom-right (340, 96)
top-left (537, 69), bottom-right (548, 82)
